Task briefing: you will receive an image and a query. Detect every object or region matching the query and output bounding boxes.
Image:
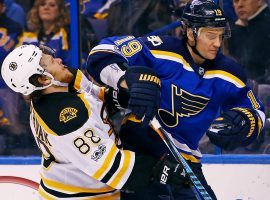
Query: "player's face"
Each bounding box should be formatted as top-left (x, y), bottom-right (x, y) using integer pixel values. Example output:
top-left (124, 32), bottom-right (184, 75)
top-left (233, 0), bottom-right (263, 21)
top-left (38, 0), bottom-right (59, 23)
top-left (196, 27), bottom-right (224, 60)
top-left (40, 54), bottom-right (73, 83)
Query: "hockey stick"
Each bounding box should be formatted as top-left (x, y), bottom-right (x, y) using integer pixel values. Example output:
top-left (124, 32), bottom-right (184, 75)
top-left (150, 117), bottom-right (212, 200)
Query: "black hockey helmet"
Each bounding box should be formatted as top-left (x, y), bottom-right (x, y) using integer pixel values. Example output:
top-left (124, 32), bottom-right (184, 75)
top-left (181, 0), bottom-right (230, 37)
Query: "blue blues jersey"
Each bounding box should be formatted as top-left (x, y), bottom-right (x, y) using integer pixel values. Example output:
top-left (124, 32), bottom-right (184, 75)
top-left (87, 35), bottom-right (265, 158)
top-left (0, 14), bottom-right (22, 88)
top-left (17, 28), bottom-right (72, 66)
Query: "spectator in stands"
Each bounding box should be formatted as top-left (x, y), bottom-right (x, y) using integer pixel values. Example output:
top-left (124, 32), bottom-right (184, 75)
top-left (228, 0), bottom-right (270, 83)
top-left (227, 0), bottom-right (270, 152)
top-left (0, 0), bottom-right (22, 68)
top-left (4, 0), bottom-right (26, 28)
top-left (0, 0), bottom-right (28, 154)
top-left (107, 0), bottom-right (172, 37)
top-left (18, 0), bottom-right (73, 66)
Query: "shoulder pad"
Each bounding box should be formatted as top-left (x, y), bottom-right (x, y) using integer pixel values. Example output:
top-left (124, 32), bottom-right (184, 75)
top-left (33, 93), bottom-right (89, 136)
top-left (213, 54), bottom-right (247, 85)
top-left (140, 35), bottom-right (184, 53)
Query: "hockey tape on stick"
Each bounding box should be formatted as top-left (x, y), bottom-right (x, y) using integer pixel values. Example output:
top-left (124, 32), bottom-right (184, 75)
top-left (150, 117), bottom-right (212, 200)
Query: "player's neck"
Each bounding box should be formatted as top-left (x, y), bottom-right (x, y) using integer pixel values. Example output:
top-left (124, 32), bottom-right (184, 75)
top-left (187, 45), bottom-right (205, 65)
top-left (42, 85), bottom-right (69, 95)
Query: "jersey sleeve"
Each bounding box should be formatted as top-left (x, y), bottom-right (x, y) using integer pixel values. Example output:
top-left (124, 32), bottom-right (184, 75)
top-left (86, 36), bottom-right (130, 85)
top-left (220, 58), bottom-right (265, 126)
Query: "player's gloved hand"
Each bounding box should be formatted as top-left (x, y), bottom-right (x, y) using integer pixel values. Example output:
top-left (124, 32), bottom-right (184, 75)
top-left (122, 66), bottom-right (161, 127)
top-left (206, 108), bottom-right (263, 150)
top-left (152, 154), bottom-right (187, 186)
top-left (104, 86), bottom-right (130, 116)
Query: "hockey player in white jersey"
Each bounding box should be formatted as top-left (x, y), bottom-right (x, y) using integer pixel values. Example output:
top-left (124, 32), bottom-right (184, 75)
top-left (1, 44), bottom-right (185, 199)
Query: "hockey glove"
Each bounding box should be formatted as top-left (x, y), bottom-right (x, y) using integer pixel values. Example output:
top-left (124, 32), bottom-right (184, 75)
top-left (123, 66), bottom-right (161, 127)
top-left (152, 154), bottom-right (188, 186)
top-left (206, 108), bottom-right (263, 150)
top-left (104, 86), bottom-right (130, 116)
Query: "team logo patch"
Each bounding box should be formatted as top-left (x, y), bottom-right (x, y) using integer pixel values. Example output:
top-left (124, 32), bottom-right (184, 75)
top-left (9, 62), bottom-right (17, 71)
top-left (159, 84), bottom-right (210, 127)
top-left (91, 144), bottom-right (106, 161)
top-left (59, 107), bottom-right (78, 123)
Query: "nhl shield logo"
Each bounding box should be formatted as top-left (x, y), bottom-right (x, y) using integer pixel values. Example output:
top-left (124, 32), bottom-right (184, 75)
top-left (59, 107), bottom-right (78, 123)
top-left (9, 62), bottom-right (18, 71)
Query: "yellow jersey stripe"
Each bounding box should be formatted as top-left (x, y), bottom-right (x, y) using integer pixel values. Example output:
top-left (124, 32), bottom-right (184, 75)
top-left (94, 12), bottom-right (109, 20)
top-left (33, 108), bottom-right (57, 136)
top-left (150, 50), bottom-right (192, 71)
top-left (180, 152), bottom-right (200, 163)
top-left (77, 93), bottom-right (92, 117)
top-left (109, 150), bottom-right (132, 188)
top-left (38, 187), bottom-right (56, 200)
top-left (93, 145), bottom-right (119, 180)
top-left (74, 70), bottom-right (83, 91)
top-left (41, 174), bottom-right (115, 193)
top-left (61, 28), bottom-right (69, 50)
top-left (85, 190), bottom-right (120, 200)
top-left (204, 70), bottom-right (245, 88)
top-left (122, 114), bottom-right (142, 124)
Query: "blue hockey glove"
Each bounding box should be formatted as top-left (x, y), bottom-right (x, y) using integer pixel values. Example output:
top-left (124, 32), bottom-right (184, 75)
top-left (123, 66), bottom-right (161, 127)
top-left (206, 108), bottom-right (263, 150)
top-left (152, 154), bottom-right (187, 186)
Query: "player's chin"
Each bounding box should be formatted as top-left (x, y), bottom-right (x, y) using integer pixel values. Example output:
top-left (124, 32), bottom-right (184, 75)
top-left (206, 52), bottom-right (218, 60)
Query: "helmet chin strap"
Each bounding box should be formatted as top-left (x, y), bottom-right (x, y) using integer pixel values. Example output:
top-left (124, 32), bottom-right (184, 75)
top-left (34, 71), bottom-right (68, 91)
top-left (187, 27), bottom-right (208, 61)
top-left (51, 80), bottom-right (68, 87)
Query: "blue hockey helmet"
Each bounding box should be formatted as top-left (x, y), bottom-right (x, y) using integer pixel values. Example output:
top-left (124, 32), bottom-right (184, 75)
top-left (181, 0), bottom-right (230, 37)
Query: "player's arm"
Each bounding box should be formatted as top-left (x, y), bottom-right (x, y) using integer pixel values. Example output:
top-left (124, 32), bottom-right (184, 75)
top-left (206, 65), bottom-right (265, 150)
top-left (86, 37), bottom-right (161, 126)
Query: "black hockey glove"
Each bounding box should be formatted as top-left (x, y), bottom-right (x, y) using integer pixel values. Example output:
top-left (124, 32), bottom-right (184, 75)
top-left (206, 108), bottom-right (263, 151)
top-left (123, 66), bottom-right (161, 127)
top-left (104, 86), bottom-right (130, 116)
top-left (152, 154), bottom-right (188, 186)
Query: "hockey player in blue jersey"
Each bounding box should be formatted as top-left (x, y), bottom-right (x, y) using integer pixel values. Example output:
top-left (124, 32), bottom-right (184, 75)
top-left (86, 0), bottom-right (265, 199)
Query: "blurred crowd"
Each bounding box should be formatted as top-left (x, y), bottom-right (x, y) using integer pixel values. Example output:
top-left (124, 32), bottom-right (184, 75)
top-left (0, 0), bottom-right (270, 155)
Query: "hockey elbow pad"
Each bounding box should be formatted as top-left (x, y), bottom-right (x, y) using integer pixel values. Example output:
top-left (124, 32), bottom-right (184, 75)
top-left (123, 66), bottom-right (161, 127)
top-left (206, 108), bottom-right (263, 150)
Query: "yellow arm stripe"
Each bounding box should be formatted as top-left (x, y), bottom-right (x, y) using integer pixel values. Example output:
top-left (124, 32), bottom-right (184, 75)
top-left (150, 50), bottom-right (192, 70)
top-left (204, 70), bottom-right (245, 88)
top-left (38, 187), bottom-right (56, 200)
top-left (257, 114), bottom-right (263, 136)
top-left (74, 70), bottom-right (83, 91)
top-left (33, 109), bottom-right (57, 136)
top-left (93, 145), bottom-right (119, 180)
top-left (247, 90), bottom-right (260, 109)
top-left (40, 174), bottom-right (115, 193)
top-left (77, 93), bottom-right (92, 117)
top-left (109, 150), bottom-right (132, 188)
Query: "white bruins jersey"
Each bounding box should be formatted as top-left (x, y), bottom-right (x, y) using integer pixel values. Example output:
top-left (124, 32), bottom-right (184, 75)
top-left (30, 70), bottom-right (135, 199)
